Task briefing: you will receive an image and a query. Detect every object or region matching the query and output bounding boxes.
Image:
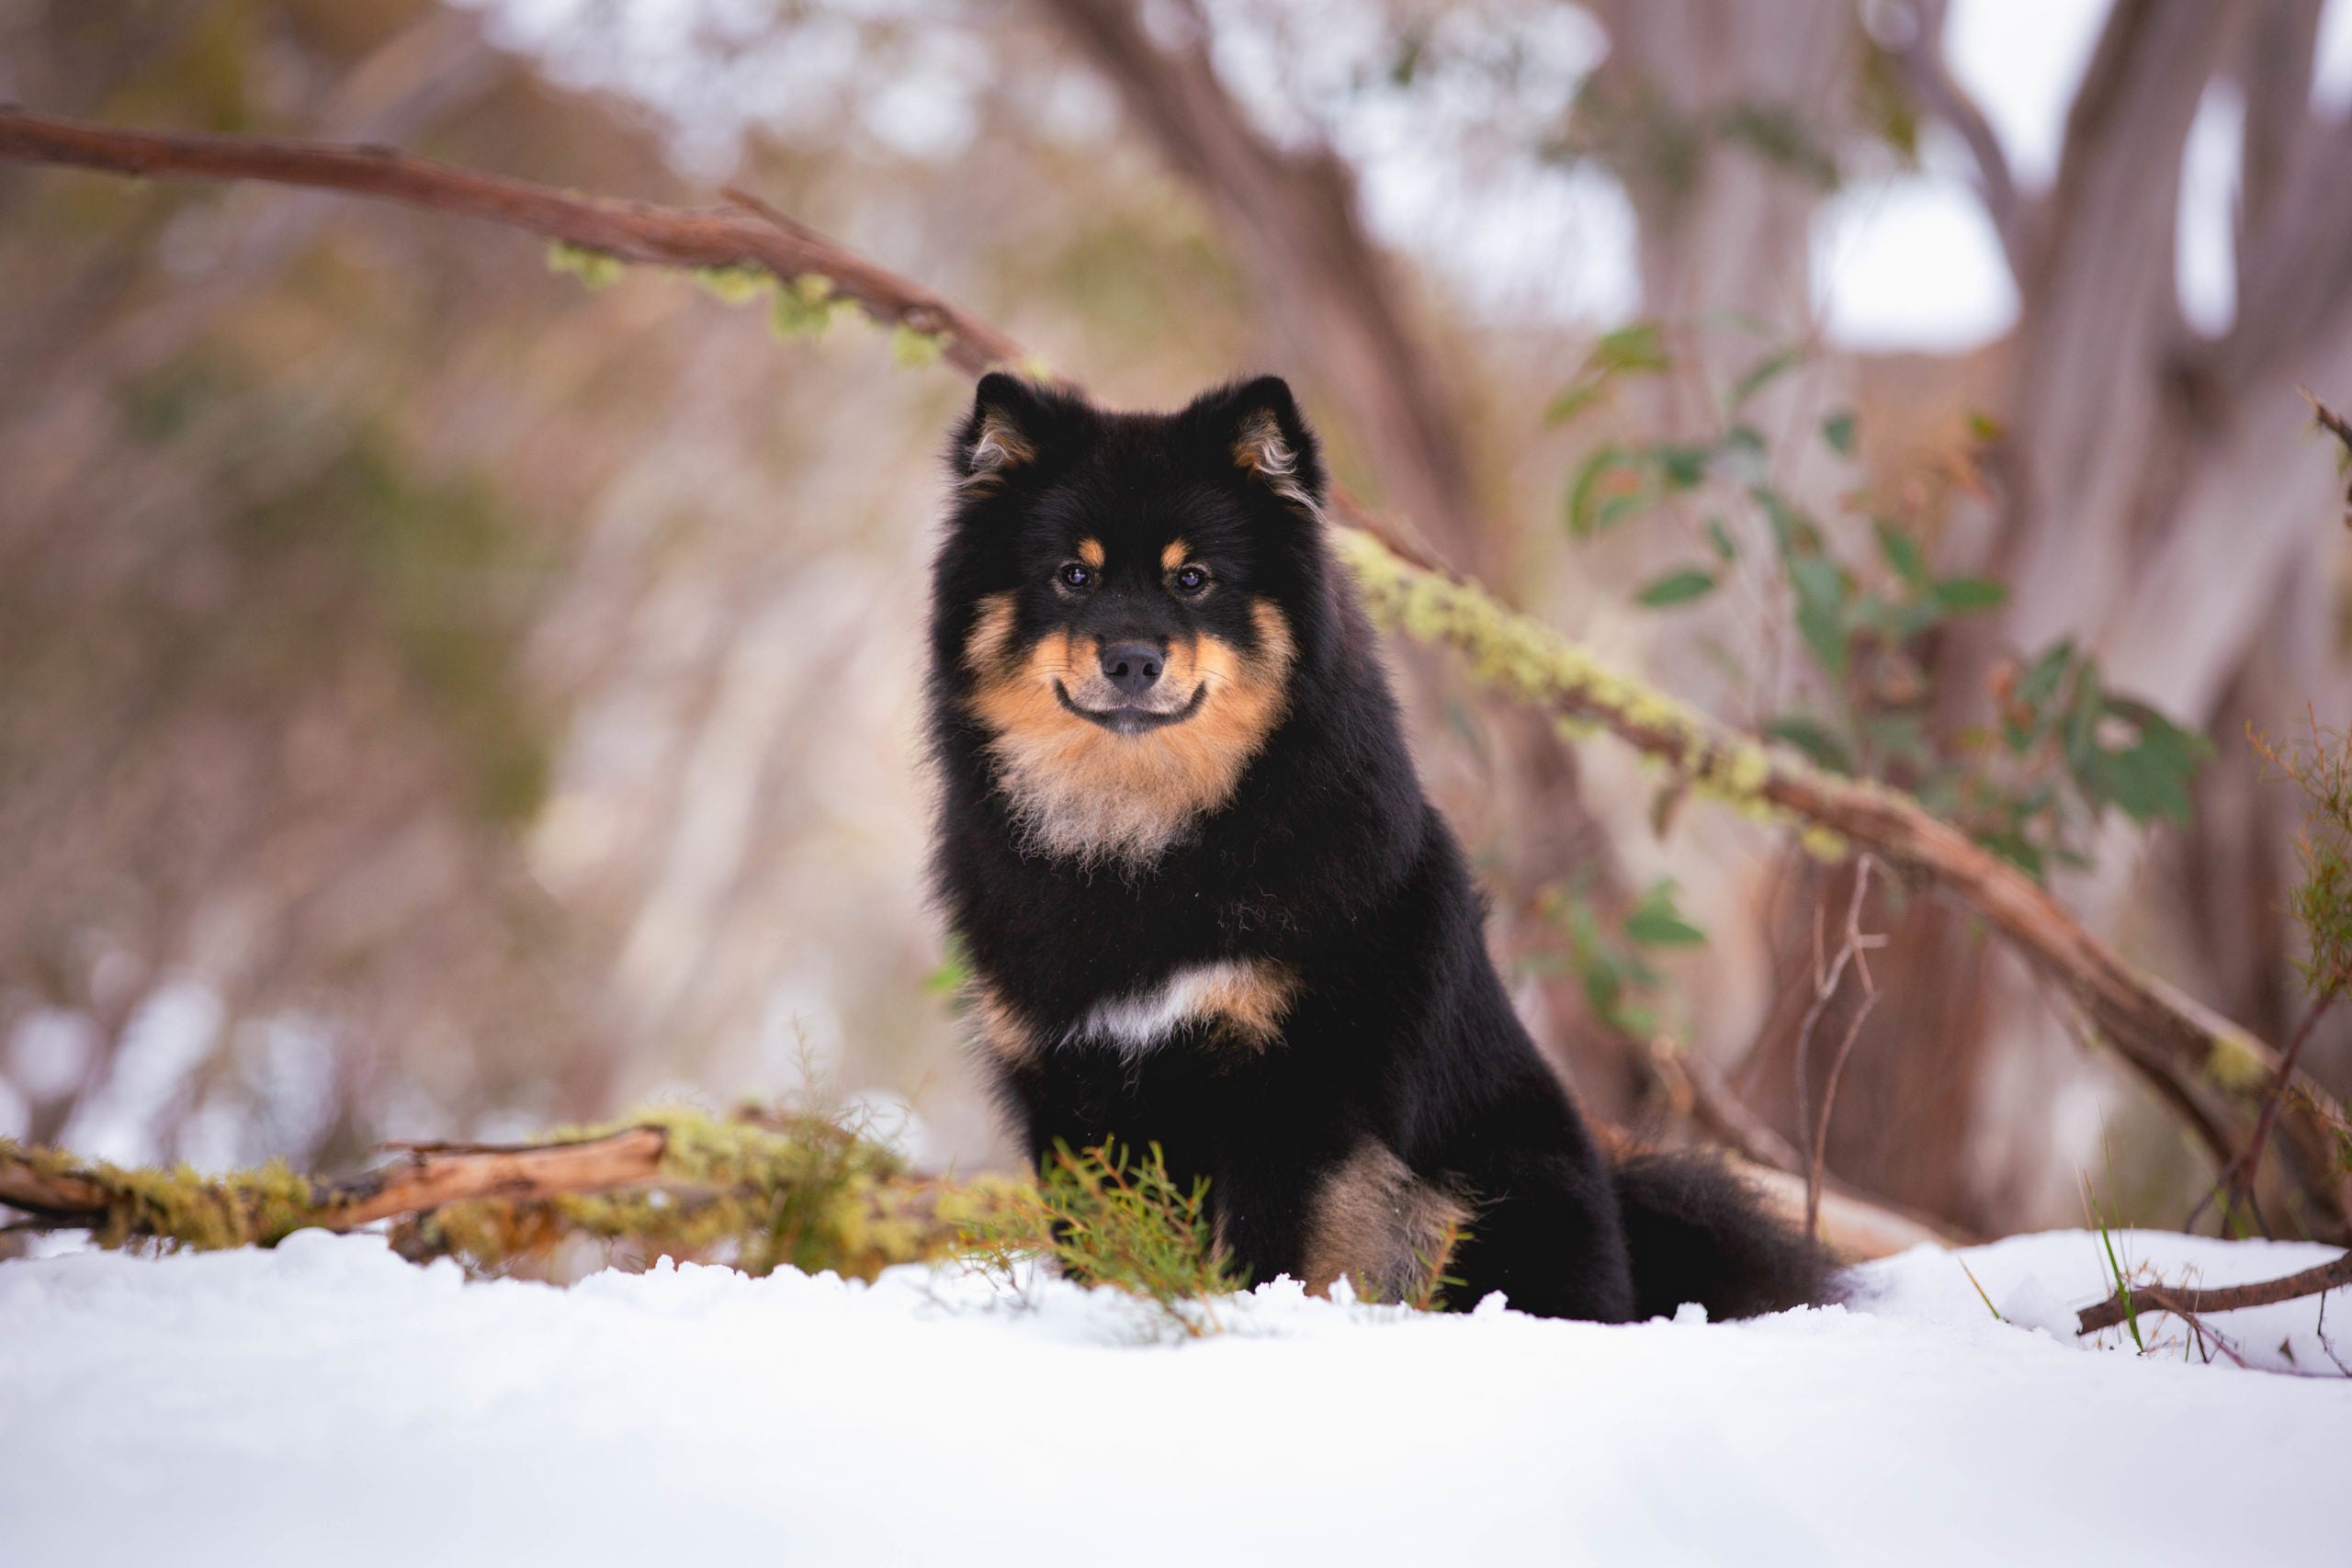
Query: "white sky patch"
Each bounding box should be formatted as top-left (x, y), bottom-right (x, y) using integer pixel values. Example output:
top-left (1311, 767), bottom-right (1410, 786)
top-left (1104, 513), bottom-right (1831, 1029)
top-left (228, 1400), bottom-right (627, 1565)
top-left (1814, 134), bottom-right (2020, 352)
top-left (1945, 0), bottom-right (2113, 190)
top-left (1196, 0), bottom-right (1638, 325)
top-left (2176, 79), bottom-right (2243, 337)
top-left (2317, 0), bottom-right (2352, 117)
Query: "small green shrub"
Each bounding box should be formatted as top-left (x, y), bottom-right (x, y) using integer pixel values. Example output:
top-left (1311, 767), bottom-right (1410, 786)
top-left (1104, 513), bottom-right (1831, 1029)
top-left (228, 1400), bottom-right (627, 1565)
top-left (960, 1139), bottom-right (1241, 1339)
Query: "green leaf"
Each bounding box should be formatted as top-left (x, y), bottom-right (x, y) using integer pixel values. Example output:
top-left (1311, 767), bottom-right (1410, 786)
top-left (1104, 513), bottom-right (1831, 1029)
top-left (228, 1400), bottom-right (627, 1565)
top-left (2005, 640), bottom-right (2077, 750)
top-left (1590, 321), bottom-right (1671, 374)
top-left (1873, 520), bottom-right (1929, 589)
top-left (1822, 411), bottom-right (1857, 456)
top-left (1705, 515), bottom-right (1738, 562)
top-left (1624, 882), bottom-right (1707, 947)
top-left (1655, 443), bottom-right (1711, 491)
top-left (1546, 321), bottom-right (1670, 424)
top-left (1728, 346), bottom-right (1803, 409)
top-left (2061, 660), bottom-right (2108, 785)
top-left (1765, 716), bottom-right (1855, 774)
top-left (1932, 576), bottom-right (2007, 613)
top-left (1752, 486), bottom-right (1818, 554)
top-left (1634, 568), bottom-right (1720, 607)
top-left (2089, 699), bottom-right (2209, 824)
top-left (1788, 555), bottom-right (1849, 674)
top-left (1565, 444), bottom-right (1651, 537)
top-left (1544, 381), bottom-right (1606, 424)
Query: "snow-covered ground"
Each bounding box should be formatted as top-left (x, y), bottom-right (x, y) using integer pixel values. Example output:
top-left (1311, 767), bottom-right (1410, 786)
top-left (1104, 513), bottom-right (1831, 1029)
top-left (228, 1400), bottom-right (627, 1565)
top-left (2, 1229), bottom-right (2346, 1567)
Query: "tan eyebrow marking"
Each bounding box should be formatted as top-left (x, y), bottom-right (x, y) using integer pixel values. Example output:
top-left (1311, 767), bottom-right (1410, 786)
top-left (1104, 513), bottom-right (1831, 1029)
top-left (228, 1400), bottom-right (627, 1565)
top-left (1077, 538), bottom-right (1105, 568)
top-left (1160, 539), bottom-right (1190, 571)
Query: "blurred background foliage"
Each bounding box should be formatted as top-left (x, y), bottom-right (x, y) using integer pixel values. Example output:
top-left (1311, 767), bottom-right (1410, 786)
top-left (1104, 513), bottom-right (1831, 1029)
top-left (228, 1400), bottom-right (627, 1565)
top-left (4, 0), bottom-right (2349, 1245)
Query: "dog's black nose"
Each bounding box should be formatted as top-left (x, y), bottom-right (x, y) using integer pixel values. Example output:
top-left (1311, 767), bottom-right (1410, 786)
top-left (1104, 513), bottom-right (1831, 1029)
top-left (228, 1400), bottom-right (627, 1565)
top-left (1099, 641), bottom-right (1164, 696)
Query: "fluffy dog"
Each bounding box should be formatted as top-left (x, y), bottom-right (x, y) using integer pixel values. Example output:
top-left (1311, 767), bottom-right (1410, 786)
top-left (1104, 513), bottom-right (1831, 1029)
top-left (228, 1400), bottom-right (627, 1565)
top-left (927, 372), bottom-right (1829, 1320)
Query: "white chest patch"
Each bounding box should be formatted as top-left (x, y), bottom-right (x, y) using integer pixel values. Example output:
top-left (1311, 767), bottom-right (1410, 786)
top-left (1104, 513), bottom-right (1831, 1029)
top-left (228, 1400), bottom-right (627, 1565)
top-left (1067, 957), bottom-right (1295, 1055)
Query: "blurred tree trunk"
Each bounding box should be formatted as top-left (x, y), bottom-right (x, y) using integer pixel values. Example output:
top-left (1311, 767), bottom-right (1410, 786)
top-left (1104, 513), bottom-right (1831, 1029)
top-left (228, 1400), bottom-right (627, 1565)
top-left (1596, 0), bottom-right (2352, 1227)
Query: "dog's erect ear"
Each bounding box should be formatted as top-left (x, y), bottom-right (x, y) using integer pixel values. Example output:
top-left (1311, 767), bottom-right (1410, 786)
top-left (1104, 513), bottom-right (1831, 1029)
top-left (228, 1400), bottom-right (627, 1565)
top-left (1187, 375), bottom-right (1326, 517)
top-left (955, 373), bottom-right (1080, 499)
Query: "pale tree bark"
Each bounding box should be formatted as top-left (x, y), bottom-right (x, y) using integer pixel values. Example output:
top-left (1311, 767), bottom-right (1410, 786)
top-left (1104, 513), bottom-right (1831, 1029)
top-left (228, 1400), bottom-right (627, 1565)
top-left (1877, 0), bottom-right (2352, 1223)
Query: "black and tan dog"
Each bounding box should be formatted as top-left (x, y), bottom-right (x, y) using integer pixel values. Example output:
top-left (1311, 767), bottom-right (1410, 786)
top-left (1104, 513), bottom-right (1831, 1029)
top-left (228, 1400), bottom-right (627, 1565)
top-left (927, 372), bottom-right (1829, 1321)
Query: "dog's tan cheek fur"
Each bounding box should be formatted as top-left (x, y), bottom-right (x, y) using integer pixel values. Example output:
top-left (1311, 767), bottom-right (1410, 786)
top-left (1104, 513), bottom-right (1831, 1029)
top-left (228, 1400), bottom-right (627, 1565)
top-left (963, 597), bottom-right (1296, 866)
top-left (1302, 1142), bottom-right (1471, 1303)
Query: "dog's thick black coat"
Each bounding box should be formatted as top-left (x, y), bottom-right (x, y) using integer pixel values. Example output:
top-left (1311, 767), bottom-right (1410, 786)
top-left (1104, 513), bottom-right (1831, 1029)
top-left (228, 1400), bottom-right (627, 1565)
top-left (927, 373), bottom-right (1830, 1322)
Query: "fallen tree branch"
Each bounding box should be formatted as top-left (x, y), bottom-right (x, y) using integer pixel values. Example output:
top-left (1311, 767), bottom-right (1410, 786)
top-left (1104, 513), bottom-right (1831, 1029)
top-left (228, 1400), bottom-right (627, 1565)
top-left (0, 1111), bottom-right (1023, 1278)
top-left (0, 1126), bottom-right (664, 1237)
top-left (5, 106), bottom-right (2347, 1240)
top-left (2075, 1247), bottom-right (2352, 1336)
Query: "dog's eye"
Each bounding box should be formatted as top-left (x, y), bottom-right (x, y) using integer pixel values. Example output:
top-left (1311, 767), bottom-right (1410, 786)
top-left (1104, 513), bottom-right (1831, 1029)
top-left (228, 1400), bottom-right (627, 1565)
top-left (1057, 561), bottom-right (1094, 591)
top-left (1171, 565), bottom-right (1210, 595)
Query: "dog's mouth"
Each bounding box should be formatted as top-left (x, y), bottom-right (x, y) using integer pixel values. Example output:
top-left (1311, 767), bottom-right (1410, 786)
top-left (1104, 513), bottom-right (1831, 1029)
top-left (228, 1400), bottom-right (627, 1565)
top-left (1053, 680), bottom-right (1207, 735)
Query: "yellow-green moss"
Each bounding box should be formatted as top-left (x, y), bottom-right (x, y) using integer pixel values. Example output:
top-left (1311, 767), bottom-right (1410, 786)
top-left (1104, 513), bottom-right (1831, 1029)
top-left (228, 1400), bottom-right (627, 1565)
top-left (546, 241), bottom-right (625, 291)
top-left (889, 322), bottom-right (949, 369)
top-left (2204, 1029), bottom-right (2279, 1097)
top-left (769, 273), bottom-right (846, 339)
top-left (1335, 528), bottom-right (1815, 830)
top-left (689, 262), bottom-right (774, 306)
top-left (5, 1105), bottom-right (1034, 1282)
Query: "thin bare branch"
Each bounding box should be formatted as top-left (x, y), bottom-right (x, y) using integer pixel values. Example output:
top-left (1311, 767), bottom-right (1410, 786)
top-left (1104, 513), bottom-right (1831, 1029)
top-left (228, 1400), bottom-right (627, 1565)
top-left (1639, 1035), bottom-right (1971, 1256)
top-left (1793, 857), bottom-right (1888, 1239)
top-left (2076, 1247), bottom-right (2352, 1336)
top-left (0, 107), bottom-right (1026, 375)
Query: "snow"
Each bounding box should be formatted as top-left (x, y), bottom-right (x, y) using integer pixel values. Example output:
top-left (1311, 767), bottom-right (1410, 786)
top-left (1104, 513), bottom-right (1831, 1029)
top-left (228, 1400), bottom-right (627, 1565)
top-left (2, 1230), bottom-right (2345, 1566)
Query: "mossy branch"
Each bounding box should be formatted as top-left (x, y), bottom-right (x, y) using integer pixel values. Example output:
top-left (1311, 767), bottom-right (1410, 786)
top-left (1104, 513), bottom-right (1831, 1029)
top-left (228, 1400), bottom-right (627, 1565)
top-left (0, 1108), bottom-right (1028, 1280)
top-left (4, 105), bottom-right (2345, 1238)
top-left (0, 107), bottom-right (1023, 375)
top-left (1340, 529), bottom-right (2352, 1242)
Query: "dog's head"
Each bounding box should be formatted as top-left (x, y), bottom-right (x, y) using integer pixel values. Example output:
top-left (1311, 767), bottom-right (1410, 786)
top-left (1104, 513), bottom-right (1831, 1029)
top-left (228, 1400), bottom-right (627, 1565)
top-left (932, 374), bottom-right (1330, 868)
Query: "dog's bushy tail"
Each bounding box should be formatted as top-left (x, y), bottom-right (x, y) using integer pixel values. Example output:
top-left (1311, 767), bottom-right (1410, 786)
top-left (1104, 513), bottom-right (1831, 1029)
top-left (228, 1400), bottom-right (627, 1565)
top-left (1611, 1150), bottom-right (1838, 1321)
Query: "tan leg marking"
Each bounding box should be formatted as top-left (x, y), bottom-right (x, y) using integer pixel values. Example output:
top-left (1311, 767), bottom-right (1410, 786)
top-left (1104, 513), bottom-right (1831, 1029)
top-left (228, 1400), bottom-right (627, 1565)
top-left (1302, 1142), bottom-right (1471, 1303)
top-left (967, 979), bottom-right (1036, 1066)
